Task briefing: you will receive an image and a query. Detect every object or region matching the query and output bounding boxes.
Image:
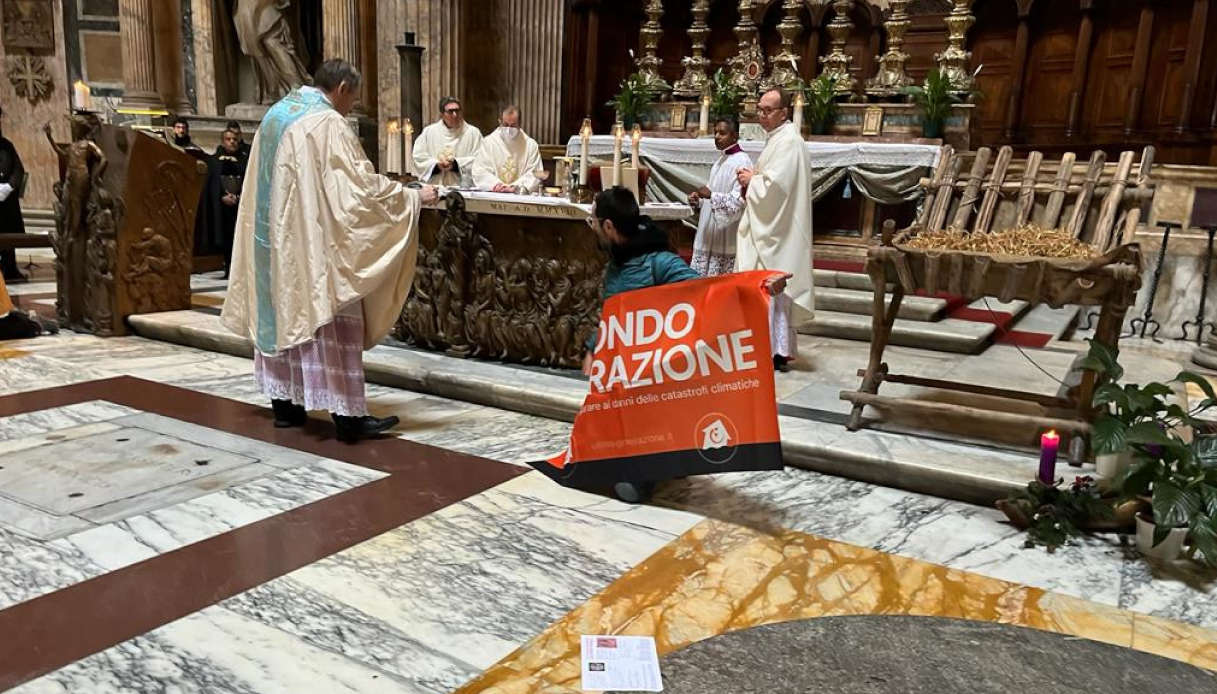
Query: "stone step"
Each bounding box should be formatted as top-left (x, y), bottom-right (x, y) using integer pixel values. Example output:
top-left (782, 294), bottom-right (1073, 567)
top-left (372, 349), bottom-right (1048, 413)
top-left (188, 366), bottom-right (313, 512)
top-left (799, 310), bottom-right (997, 354)
top-left (815, 286), bottom-right (947, 322)
top-left (127, 309), bottom-right (1034, 507)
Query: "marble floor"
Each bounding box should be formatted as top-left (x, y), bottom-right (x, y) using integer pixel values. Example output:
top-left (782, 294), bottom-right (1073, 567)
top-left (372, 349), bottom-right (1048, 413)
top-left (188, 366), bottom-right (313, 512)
top-left (3, 323), bottom-right (1217, 691)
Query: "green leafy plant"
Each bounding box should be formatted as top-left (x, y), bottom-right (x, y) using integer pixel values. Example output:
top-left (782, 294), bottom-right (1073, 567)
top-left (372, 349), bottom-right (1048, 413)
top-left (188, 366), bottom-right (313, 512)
top-left (1077, 338), bottom-right (1217, 566)
top-left (607, 73), bottom-right (658, 129)
top-left (1003, 476), bottom-right (1112, 551)
top-left (899, 68), bottom-right (960, 138)
top-left (708, 69), bottom-right (743, 121)
top-left (803, 75), bottom-right (838, 135)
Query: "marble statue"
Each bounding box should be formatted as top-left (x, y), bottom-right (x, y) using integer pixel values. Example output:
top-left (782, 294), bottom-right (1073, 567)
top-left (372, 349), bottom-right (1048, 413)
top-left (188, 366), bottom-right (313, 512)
top-left (234, 0), bottom-right (311, 104)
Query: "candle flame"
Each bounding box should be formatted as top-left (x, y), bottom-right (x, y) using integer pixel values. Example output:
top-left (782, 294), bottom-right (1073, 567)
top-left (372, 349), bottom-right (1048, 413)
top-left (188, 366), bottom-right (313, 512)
top-left (631, 123), bottom-right (642, 141)
top-left (404, 118), bottom-right (413, 135)
top-left (74, 80), bottom-right (90, 93)
top-left (580, 117), bottom-right (593, 139)
top-left (702, 93), bottom-right (711, 106)
top-left (794, 92), bottom-right (806, 107)
top-left (1043, 430), bottom-right (1059, 441)
top-left (387, 119), bottom-right (399, 133)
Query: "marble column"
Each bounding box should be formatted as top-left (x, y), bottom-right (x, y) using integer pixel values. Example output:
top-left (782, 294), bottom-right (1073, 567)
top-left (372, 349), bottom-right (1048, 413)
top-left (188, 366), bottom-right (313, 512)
top-left (153, 0), bottom-right (193, 114)
top-left (405, 0), bottom-right (463, 125)
top-left (502, 0), bottom-right (565, 143)
top-left (190, 0), bottom-right (217, 116)
top-left (323, 0), bottom-right (361, 64)
top-left (118, 0), bottom-right (165, 110)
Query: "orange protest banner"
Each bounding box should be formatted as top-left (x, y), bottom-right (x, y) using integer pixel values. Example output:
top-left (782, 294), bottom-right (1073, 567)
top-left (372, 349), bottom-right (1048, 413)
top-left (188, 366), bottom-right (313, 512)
top-left (532, 270), bottom-right (783, 488)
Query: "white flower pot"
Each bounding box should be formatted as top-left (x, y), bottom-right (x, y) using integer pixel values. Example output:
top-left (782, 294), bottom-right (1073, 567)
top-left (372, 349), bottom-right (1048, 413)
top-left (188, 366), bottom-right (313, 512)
top-left (1095, 450), bottom-right (1133, 482)
top-left (1135, 514), bottom-right (1188, 561)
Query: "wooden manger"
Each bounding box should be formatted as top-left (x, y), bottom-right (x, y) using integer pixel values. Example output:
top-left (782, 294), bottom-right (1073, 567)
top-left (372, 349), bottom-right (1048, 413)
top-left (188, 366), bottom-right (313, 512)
top-left (839, 145), bottom-right (1155, 463)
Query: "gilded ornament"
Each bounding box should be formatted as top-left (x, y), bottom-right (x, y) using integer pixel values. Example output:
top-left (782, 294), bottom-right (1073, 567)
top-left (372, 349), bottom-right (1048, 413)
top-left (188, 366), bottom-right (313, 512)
top-left (819, 0), bottom-right (857, 97)
top-left (866, 0), bottom-right (913, 98)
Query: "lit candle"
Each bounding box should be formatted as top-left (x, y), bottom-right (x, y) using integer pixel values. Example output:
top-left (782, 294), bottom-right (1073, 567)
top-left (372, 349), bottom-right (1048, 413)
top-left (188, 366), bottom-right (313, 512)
top-left (579, 117), bottom-right (592, 187)
top-left (385, 119), bottom-right (401, 175)
top-left (793, 91), bottom-right (805, 132)
top-left (1038, 430), bottom-right (1059, 484)
top-left (403, 118), bottom-right (415, 175)
top-left (699, 93), bottom-right (710, 136)
top-left (73, 80), bottom-right (92, 112)
top-left (611, 122), bottom-right (624, 187)
top-left (631, 124), bottom-right (642, 169)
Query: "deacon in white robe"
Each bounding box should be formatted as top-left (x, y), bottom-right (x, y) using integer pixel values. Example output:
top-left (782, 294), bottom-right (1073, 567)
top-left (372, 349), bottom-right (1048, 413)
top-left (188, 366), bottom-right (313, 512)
top-left (221, 60), bottom-right (439, 442)
top-left (736, 88), bottom-right (814, 370)
top-left (689, 118), bottom-right (752, 277)
top-left (413, 96), bottom-right (483, 186)
top-left (472, 105), bottom-right (545, 194)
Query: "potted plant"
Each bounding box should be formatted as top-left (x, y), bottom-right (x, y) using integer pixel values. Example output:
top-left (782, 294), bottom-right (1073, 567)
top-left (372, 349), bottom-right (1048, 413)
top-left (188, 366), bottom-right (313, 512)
top-left (899, 68), bottom-right (959, 139)
top-left (803, 75), bottom-right (838, 136)
top-left (1117, 428), bottom-right (1217, 564)
top-left (607, 72), bottom-right (657, 130)
top-left (998, 476), bottom-right (1112, 551)
top-left (708, 68), bottom-right (743, 122)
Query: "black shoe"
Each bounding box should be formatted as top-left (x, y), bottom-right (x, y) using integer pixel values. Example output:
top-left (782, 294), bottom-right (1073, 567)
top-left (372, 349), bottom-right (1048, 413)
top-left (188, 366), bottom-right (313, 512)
top-left (773, 355), bottom-right (791, 373)
top-left (270, 399), bottom-right (307, 428)
top-left (332, 414), bottom-right (400, 443)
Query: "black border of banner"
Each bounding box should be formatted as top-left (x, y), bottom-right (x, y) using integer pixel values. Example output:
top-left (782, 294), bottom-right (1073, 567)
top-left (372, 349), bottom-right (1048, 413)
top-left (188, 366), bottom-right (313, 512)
top-left (527, 442), bottom-right (783, 489)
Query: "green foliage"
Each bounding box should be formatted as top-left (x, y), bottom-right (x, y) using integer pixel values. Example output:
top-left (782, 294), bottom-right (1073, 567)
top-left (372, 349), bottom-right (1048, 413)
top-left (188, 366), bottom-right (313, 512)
top-left (1007, 477), bottom-right (1112, 551)
top-left (1076, 338), bottom-right (1217, 566)
top-left (607, 73), bottom-right (658, 128)
top-left (802, 75), bottom-right (839, 132)
top-left (899, 69), bottom-right (961, 133)
top-left (708, 69), bottom-right (743, 121)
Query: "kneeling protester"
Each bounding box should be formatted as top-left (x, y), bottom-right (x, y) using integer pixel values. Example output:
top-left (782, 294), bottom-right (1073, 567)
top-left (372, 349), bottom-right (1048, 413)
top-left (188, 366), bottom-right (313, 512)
top-left (532, 270), bottom-right (784, 489)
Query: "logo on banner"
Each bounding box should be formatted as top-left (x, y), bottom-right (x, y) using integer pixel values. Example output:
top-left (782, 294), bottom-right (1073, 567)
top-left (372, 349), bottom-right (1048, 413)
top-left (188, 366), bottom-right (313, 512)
top-left (695, 412), bottom-right (738, 464)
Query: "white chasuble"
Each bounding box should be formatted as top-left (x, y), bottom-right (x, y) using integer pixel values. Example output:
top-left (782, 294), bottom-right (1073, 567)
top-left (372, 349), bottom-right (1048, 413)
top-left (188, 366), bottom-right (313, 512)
top-left (472, 128), bottom-right (544, 193)
top-left (222, 87), bottom-right (422, 355)
top-left (413, 121), bottom-right (484, 185)
top-left (736, 121), bottom-right (815, 321)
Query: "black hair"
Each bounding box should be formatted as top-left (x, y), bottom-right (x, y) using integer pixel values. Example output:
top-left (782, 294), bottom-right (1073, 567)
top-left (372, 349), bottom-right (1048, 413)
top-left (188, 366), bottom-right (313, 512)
top-left (226, 120), bottom-right (241, 131)
top-left (314, 59), bottom-right (362, 92)
top-left (594, 186), bottom-right (672, 265)
top-left (172, 117), bottom-right (189, 128)
top-left (714, 116), bottom-right (740, 134)
top-left (439, 96), bottom-right (461, 113)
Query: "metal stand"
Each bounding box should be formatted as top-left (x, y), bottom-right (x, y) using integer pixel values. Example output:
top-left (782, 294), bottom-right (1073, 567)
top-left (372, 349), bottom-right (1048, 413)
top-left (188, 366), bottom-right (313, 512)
top-left (1181, 225), bottom-right (1217, 344)
top-left (1126, 220), bottom-right (1179, 341)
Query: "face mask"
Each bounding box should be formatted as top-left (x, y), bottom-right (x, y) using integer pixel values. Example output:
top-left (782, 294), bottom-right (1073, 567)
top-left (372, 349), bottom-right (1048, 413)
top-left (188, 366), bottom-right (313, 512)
top-left (500, 126), bottom-right (520, 140)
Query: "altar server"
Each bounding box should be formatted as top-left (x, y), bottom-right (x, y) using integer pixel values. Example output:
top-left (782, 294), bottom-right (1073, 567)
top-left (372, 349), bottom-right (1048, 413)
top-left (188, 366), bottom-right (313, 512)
top-left (472, 105), bottom-right (544, 194)
top-left (735, 88), bottom-right (814, 371)
top-left (222, 59), bottom-right (438, 442)
top-left (414, 96), bottom-right (483, 186)
top-left (688, 117), bottom-right (751, 277)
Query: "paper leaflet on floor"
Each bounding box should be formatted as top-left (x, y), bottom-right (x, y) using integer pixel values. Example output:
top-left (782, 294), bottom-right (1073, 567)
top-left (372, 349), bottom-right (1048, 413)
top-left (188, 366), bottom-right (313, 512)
top-left (530, 271), bottom-right (785, 489)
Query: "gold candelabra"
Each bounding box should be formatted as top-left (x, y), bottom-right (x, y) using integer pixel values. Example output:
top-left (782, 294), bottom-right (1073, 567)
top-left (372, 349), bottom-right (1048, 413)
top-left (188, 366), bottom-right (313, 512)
top-left (935, 0), bottom-right (976, 95)
top-left (673, 0), bottom-right (712, 98)
top-left (866, 0), bottom-right (912, 98)
top-left (636, 0), bottom-right (671, 93)
top-left (727, 0), bottom-right (765, 98)
top-left (819, 0), bottom-right (857, 96)
top-left (764, 0), bottom-right (805, 92)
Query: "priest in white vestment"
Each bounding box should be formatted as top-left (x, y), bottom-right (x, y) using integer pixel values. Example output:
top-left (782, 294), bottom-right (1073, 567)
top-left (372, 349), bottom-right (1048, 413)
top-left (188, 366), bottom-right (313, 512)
top-left (689, 118), bottom-right (752, 277)
top-left (736, 88), bottom-right (814, 371)
top-left (472, 105), bottom-right (545, 194)
top-left (414, 96), bottom-right (483, 186)
top-left (222, 60), bottom-right (439, 442)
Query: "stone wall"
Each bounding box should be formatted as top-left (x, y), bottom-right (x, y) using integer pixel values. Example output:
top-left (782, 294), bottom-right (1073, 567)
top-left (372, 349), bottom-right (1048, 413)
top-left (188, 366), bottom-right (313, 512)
top-left (1, 0), bottom-right (72, 211)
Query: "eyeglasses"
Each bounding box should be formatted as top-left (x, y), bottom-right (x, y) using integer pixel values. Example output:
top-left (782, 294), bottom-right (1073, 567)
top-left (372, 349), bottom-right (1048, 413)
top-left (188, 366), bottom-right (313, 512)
top-left (444, 107), bottom-right (462, 114)
top-left (757, 106), bottom-right (786, 116)
top-left (585, 216), bottom-right (598, 229)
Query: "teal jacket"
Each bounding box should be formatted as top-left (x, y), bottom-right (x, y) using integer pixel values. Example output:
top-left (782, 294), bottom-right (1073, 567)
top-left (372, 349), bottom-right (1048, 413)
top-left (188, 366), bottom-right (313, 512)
top-left (585, 250), bottom-right (701, 352)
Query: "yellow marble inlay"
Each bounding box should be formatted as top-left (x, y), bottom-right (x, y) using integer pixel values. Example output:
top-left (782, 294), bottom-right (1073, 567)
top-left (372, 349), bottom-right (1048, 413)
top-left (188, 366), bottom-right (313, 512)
top-left (457, 519), bottom-right (1217, 693)
top-left (191, 294), bottom-right (225, 309)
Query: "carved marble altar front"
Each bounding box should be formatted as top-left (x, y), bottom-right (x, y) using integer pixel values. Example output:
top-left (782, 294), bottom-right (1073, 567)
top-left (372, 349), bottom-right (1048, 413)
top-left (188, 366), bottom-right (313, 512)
top-left (396, 192), bottom-right (693, 368)
top-left (48, 120), bottom-right (204, 336)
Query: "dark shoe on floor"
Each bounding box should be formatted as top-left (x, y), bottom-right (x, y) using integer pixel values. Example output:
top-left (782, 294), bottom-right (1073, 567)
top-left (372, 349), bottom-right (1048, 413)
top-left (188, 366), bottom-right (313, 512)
top-left (270, 399), bottom-right (307, 428)
top-left (612, 481), bottom-right (656, 504)
top-left (332, 414), bottom-right (400, 443)
top-left (773, 355), bottom-right (791, 373)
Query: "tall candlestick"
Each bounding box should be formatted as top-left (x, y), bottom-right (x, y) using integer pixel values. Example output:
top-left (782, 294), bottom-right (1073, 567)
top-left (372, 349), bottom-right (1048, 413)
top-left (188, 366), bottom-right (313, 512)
top-left (73, 80), bottom-right (93, 111)
top-left (579, 118), bottom-right (592, 186)
top-left (403, 119), bottom-right (415, 175)
top-left (793, 91), bottom-right (805, 132)
top-left (1038, 430), bottom-right (1059, 484)
top-left (385, 119), bottom-right (401, 174)
top-left (631, 124), bottom-right (642, 169)
top-left (699, 93), bottom-right (711, 136)
top-left (611, 122), bottom-right (624, 187)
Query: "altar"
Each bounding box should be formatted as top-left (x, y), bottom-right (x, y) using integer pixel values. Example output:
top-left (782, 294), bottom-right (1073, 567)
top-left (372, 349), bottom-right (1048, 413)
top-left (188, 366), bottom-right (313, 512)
top-left (395, 191), bottom-right (694, 369)
top-left (564, 135), bottom-right (942, 243)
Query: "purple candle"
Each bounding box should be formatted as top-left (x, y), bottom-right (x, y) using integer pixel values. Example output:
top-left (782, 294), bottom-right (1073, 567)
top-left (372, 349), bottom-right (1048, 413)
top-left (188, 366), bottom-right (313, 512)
top-left (1039, 430), bottom-right (1059, 484)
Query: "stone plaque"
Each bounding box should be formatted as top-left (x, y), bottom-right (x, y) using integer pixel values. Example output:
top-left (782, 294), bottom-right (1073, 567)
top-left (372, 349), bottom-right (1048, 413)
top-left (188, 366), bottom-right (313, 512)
top-left (2, 0), bottom-right (55, 50)
top-left (0, 426), bottom-right (259, 514)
